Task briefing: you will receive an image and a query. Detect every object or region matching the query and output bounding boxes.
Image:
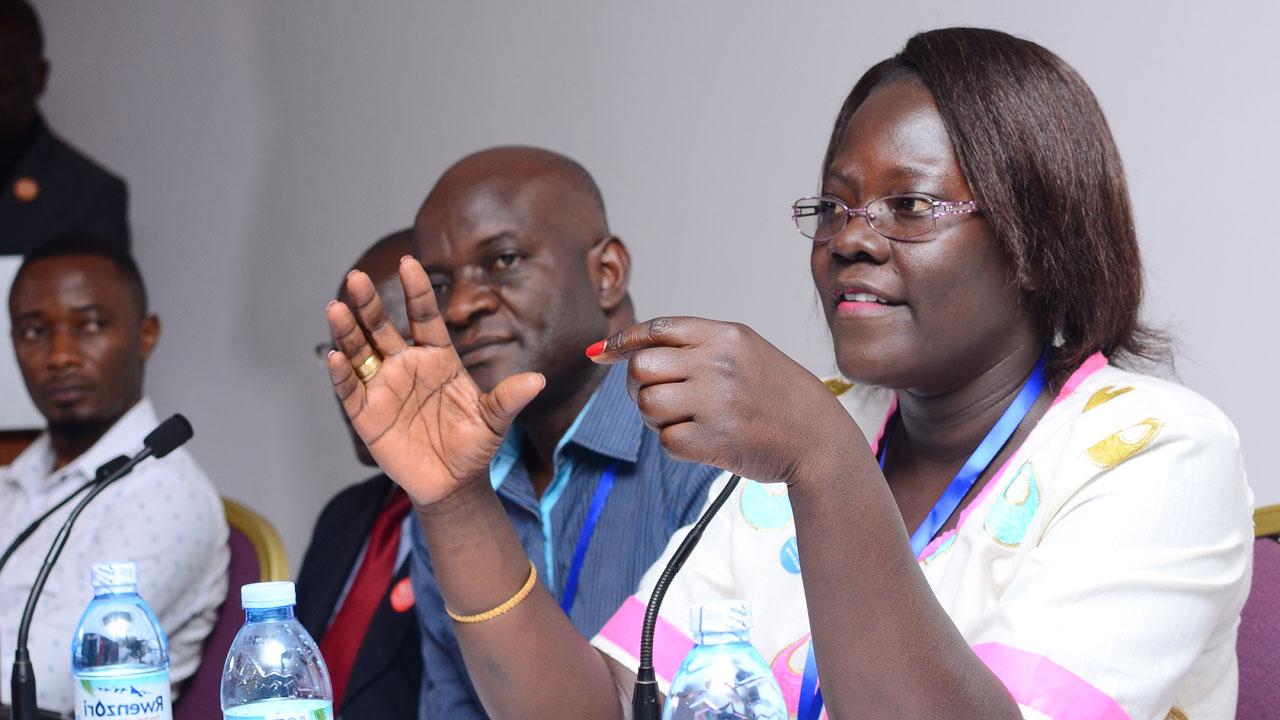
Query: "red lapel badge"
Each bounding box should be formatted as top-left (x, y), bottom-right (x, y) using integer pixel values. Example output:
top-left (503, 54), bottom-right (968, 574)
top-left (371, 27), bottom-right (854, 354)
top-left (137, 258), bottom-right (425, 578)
top-left (390, 576), bottom-right (415, 613)
top-left (13, 176), bottom-right (39, 202)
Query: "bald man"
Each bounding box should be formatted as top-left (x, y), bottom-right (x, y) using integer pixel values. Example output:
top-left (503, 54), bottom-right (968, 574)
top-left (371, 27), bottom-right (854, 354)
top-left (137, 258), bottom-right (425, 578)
top-left (406, 147), bottom-right (720, 718)
top-left (294, 229), bottom-right (422, 719)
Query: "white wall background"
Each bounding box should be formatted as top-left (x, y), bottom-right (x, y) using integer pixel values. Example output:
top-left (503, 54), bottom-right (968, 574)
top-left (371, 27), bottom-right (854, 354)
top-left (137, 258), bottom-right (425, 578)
top-left (29, 0), bottom-right (1279, 572)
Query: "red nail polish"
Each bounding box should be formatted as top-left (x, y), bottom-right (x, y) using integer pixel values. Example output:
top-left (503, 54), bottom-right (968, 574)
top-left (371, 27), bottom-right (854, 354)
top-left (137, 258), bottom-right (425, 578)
top-left (585, 340), bottom-right (606, 358)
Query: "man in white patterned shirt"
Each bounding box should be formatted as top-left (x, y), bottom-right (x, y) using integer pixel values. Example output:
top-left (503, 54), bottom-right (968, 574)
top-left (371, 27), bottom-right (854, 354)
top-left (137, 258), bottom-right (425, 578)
top-left (0, 234), bottom-right (228, 714)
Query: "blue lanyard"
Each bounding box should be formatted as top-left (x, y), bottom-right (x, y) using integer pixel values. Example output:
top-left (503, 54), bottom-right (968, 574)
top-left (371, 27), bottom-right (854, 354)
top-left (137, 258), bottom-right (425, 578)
top-left (798, 650), bottom-right (824, 720)
top-left (893, 353), bottom-right (1047, 557)
top-left (799, 353), bottom-right (1047, 720)
top-left (557, 462), bottom-right (619, 615)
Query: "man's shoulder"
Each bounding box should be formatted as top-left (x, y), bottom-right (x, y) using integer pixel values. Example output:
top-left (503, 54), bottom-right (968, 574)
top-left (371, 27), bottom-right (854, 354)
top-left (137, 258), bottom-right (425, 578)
top-left (0, 431), bottom-right (52, 483)
top-left (27, 122), bottom-right (127, 192)
top-left (317, 473), bottom-right (393, 519)
top-left (104, 402), bottom-right (224, 516)
top-left (123, 445), bottom-right (225, 516)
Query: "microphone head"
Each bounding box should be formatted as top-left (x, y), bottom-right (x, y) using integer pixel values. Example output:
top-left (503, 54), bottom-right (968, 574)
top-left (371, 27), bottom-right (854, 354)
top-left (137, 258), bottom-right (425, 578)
top-left (145, 414), bottom-right (193, 458)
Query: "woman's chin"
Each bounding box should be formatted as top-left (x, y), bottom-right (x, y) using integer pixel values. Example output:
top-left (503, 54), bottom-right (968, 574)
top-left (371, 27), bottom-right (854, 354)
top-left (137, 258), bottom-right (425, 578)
top-left (832, 340), bottom-right (925, 390)
top-left (835, 352), bottom-right (900, 388)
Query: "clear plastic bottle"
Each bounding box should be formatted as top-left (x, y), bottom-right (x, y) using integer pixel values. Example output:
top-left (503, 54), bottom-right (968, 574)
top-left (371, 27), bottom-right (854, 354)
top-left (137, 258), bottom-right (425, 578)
top-left (220, 581), bottom-right (333, 720)
top-left (662, 600), bottom-right (787, 720)
top-left (71, 561), bottom-right (172, 720)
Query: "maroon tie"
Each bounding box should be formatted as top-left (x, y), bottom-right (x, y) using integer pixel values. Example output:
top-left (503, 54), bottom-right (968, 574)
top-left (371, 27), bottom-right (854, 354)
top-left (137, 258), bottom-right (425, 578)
top-left (320, 488), bottom-right (413, 708)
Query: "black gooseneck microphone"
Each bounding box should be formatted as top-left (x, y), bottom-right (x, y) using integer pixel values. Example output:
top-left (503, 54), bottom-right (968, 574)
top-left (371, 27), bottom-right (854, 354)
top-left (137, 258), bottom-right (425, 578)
top-left (632, 473), bottom-right (741, 720)
top-left (0, 456), bottom-right (130, 580)
top-left (9, 414), bottom-right (193, 720)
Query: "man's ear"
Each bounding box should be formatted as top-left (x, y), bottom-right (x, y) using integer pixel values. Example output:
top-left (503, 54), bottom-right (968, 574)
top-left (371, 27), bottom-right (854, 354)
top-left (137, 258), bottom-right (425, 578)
top-left (138, 314), bottom-right (161, 363)
top-left (590, 235), bottom-right (630, 313)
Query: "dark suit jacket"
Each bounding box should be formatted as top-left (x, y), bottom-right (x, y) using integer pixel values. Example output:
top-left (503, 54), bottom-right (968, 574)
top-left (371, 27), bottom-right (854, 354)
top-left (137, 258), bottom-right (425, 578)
top-left (1, 116), bottom-right (130, 255)
top-left (296, 474), bottom-right (422, 720)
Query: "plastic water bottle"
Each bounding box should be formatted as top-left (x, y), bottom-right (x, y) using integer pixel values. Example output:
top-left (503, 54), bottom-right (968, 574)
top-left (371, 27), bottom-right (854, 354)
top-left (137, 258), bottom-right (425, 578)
top-left (662, 600), bottom-right (787, 720)
top-left (221, 581), bottom-right (333, 720)
top-left (71, 561), bottom-right (172, 720)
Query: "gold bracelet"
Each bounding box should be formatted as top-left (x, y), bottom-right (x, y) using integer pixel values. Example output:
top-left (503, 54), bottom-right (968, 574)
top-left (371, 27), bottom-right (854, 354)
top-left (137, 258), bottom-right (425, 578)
top-left (446, 560), bottom-right (538, 624)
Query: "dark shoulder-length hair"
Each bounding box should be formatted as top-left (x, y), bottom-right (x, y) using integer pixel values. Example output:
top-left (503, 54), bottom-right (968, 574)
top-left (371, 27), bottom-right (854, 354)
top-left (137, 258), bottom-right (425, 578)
top-left (823, 27), bottom-right (1166, 385)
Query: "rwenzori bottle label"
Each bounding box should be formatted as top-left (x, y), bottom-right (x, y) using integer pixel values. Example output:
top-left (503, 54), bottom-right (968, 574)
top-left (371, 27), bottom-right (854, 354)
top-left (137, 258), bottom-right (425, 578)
top-left (220, 698), bottom-right (333, 720)
top-left (75, 668), bottom-right (172, 720)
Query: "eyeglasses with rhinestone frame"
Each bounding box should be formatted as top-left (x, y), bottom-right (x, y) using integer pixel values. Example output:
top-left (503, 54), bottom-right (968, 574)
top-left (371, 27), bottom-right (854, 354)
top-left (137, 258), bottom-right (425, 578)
top-left (791, 193), bottom-right (981, 242)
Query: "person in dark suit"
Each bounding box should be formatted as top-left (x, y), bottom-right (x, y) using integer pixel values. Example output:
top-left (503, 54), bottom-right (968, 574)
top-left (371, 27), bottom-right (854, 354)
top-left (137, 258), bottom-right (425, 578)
top-left (0, 0), bottom-right (129, 255)
top-left (295, 229), bottom-right (421, 719)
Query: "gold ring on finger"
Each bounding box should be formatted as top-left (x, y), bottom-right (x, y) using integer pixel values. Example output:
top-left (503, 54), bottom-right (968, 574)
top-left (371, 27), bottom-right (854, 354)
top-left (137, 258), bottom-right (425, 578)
top-left (354, 353), bottom-right (383, 383)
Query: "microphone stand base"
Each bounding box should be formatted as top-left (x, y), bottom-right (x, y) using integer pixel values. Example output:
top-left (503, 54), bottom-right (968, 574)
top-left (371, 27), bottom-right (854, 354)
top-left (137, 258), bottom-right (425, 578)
top-left (9, 647), bottom-right (38, 720)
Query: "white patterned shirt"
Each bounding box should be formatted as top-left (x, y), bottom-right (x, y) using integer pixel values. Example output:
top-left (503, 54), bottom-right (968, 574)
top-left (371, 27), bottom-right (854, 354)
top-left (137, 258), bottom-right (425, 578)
top-left (0, 398), bottom-right (229, 714)
top-left (593, 355), bottom-right (1254, 720)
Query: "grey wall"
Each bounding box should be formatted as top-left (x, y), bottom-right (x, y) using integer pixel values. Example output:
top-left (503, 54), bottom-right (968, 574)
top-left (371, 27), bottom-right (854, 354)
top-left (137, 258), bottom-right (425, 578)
top-left (31, 1), bottom-right (1279, 571)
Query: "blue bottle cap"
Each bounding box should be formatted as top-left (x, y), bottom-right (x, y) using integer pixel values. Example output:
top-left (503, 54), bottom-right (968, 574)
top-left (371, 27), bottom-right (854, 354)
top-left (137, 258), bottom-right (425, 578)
top-left (241, 580), bottom-right (296, 609)
top-left (91, 561), bottom-right (138, 589)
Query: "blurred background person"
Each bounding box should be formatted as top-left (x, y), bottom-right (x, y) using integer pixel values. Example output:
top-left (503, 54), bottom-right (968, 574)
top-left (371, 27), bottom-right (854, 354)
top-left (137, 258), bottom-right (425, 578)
top-left (0, 0), bottom-right (129, 256)
top-left (294, 228), bottom-right (422, 720)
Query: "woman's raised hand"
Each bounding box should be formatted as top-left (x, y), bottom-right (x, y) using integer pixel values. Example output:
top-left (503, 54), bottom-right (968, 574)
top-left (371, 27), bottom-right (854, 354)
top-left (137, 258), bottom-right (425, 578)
top-left (326, 257), bottom-right (545, 506)
top-left (590, 316), bottom-right (861, 485)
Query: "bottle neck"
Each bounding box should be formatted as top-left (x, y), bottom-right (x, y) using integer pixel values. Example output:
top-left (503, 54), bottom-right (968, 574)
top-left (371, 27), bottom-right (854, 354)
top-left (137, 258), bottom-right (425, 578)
top-left (93, 584), bottom-right (139, 597)
top-left (245, 605), bottom-right (296, 622)
top-left (694, 629), bottom-right (749, 646)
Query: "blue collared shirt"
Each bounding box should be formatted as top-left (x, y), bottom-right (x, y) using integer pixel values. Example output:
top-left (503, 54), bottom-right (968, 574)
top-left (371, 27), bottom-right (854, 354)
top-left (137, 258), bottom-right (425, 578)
top-left (410, 362), bottom-right (720, 719)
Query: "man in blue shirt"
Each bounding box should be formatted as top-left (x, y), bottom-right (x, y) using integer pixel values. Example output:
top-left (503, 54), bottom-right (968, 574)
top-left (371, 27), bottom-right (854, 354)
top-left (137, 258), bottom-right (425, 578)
top-left (407, 146), bottom-right (720, 718)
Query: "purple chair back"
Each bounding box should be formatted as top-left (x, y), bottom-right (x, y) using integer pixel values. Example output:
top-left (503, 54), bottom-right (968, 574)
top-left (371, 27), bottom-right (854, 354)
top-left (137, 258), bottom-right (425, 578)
top-left (173, 525), bottom-right (260, 719)
top-left (1238, 536), bottom-right (1280, 720)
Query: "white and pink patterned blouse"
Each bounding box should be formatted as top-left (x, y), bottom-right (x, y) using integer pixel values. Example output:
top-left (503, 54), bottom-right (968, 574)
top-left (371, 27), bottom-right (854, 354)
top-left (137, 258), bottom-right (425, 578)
top-left (592, 355), bottom-right (1253, 720)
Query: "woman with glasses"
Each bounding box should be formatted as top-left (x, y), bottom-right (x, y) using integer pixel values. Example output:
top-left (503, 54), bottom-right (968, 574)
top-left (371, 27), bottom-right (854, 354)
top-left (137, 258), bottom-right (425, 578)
top-left (326, 27), bottom-right (1251, 720)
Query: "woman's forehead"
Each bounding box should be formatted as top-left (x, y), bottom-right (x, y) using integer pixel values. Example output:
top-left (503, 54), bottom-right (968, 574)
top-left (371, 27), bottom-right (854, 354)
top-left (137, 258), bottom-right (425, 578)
top-left (826, 81), bottom-right (964, 191)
